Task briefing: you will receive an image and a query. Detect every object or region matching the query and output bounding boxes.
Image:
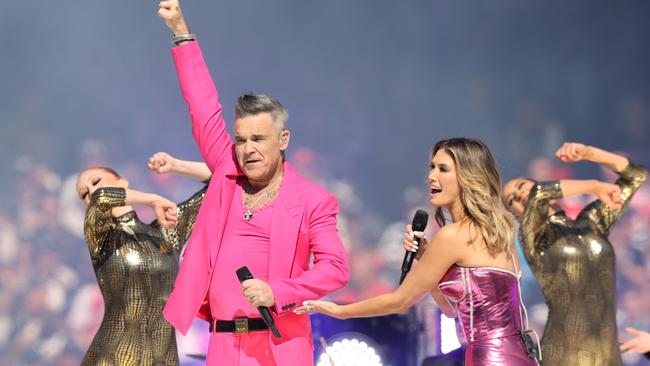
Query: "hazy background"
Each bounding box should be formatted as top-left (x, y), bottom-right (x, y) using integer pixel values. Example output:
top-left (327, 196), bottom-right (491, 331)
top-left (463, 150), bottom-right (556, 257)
top-left (1, 1), bottom-right (649, 365)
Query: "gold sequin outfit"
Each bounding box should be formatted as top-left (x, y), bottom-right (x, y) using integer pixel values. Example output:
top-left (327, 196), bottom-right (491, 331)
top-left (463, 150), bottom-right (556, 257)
top-left (520, 162), bottom-right (647, 366)
top-left (81, 186), bottom-right (206, 366)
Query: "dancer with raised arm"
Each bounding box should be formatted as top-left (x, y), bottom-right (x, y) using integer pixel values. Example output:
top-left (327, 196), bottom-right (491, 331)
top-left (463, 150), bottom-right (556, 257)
top-left (78, 153), bottom-right (209, 365)
top-left (502, 142), bottom-right (647, 366)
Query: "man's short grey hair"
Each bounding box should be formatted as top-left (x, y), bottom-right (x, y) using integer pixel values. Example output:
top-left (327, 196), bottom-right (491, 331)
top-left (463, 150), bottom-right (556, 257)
top-left (235, 93), bottom-right (289, 132)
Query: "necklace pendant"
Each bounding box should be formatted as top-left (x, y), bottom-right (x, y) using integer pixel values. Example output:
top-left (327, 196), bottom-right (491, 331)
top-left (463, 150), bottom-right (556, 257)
top-left (244, 209), bottom-right (253, 221)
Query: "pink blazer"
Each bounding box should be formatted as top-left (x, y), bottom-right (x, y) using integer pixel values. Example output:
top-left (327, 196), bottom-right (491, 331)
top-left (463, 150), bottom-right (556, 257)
top-left (162, 42), bottom-right (349, 350)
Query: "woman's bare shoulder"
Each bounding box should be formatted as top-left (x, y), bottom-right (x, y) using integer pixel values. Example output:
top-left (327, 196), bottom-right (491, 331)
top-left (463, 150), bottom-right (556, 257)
top-left (432, 222), bottom-right (467, 246)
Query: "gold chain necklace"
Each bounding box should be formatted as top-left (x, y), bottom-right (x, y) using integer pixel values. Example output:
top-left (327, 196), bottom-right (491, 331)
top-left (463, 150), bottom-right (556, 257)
top-left (242, 177), bottom-right (282, 221)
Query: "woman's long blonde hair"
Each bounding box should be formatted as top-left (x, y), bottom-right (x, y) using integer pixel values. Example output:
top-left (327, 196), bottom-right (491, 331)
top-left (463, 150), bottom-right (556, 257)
top-left (432, 138), bottom-right (515, 257)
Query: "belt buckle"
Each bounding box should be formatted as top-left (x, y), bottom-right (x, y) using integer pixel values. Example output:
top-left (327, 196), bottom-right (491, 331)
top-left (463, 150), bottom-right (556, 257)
top-left (234, 318), bottom-right (249, 334)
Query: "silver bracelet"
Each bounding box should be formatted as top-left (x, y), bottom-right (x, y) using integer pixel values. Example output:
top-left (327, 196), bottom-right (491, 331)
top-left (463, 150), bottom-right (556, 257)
top-left (171, 33), bottom-right (196, 45)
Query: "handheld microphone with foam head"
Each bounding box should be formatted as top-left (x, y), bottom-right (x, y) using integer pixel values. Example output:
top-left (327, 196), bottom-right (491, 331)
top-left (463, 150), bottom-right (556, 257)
top-left (399, 209), bottom-right (429, 285)
top-left (236, 266), bottom-right (282, 338)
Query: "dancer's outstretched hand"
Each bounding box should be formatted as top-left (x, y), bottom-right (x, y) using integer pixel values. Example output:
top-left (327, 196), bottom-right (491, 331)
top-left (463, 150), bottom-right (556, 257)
top-left (295, 300), bottom-right (346, 319)
top-left (620, 327), bottom-right (650, 354)
top-left (158, 0), bottom-right (190, 35)
top-left (148, 152), bottom-right (177, 174)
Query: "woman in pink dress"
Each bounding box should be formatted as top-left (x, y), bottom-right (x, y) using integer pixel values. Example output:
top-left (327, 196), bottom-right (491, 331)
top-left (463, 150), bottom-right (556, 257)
top-left (297, 138), bottom-right (538, 365)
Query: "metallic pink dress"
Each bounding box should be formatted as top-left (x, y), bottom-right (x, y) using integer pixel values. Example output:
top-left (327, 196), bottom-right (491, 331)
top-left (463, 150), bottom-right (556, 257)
top-left (439, 265), bottom-right (538, 366)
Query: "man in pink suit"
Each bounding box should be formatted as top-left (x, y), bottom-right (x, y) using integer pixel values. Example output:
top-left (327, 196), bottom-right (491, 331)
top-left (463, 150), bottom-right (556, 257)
top-left (157, 1), bottom-right (349, 365)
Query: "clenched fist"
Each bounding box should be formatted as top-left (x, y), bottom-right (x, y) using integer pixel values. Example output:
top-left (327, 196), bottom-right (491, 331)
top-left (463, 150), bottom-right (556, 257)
top-left (152, 197), bottom-right (178, 228)
top-left (594, 182), bottom-right (622, 210)
top-left (555, 142), bottom-right (592, 163)
top-left (148, 152), bottom-right (177, 174)
top-left (158, 0), bottom-right (190, 35)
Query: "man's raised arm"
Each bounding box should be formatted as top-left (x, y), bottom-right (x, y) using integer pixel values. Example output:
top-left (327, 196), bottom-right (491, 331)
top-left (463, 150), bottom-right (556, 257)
top-left (158, 0), bottom-right (235, 173)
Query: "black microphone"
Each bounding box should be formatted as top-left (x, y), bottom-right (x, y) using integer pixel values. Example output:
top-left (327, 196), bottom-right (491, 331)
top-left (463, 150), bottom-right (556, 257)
top-left (236, 266), bottom-right (281, 338)
top-left (399, 209), bottom-right (429, 285)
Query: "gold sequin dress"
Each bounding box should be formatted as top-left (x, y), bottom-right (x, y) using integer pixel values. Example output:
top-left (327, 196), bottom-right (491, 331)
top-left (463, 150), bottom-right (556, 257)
top-left (81, 186), bottom-right (206, 366)
top-left (520, 162), bottom-right (647, 366)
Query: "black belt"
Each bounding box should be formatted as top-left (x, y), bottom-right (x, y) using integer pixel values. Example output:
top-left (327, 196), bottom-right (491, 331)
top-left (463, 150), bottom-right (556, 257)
top-left (209, 317), bottom-right (268, 334)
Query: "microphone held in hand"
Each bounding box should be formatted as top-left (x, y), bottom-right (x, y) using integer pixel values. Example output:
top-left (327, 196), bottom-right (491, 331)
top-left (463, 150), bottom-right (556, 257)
top-left (399, 209), bottom-right (429, 285)
top-left (236, 266), bottom-right (281, 338)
